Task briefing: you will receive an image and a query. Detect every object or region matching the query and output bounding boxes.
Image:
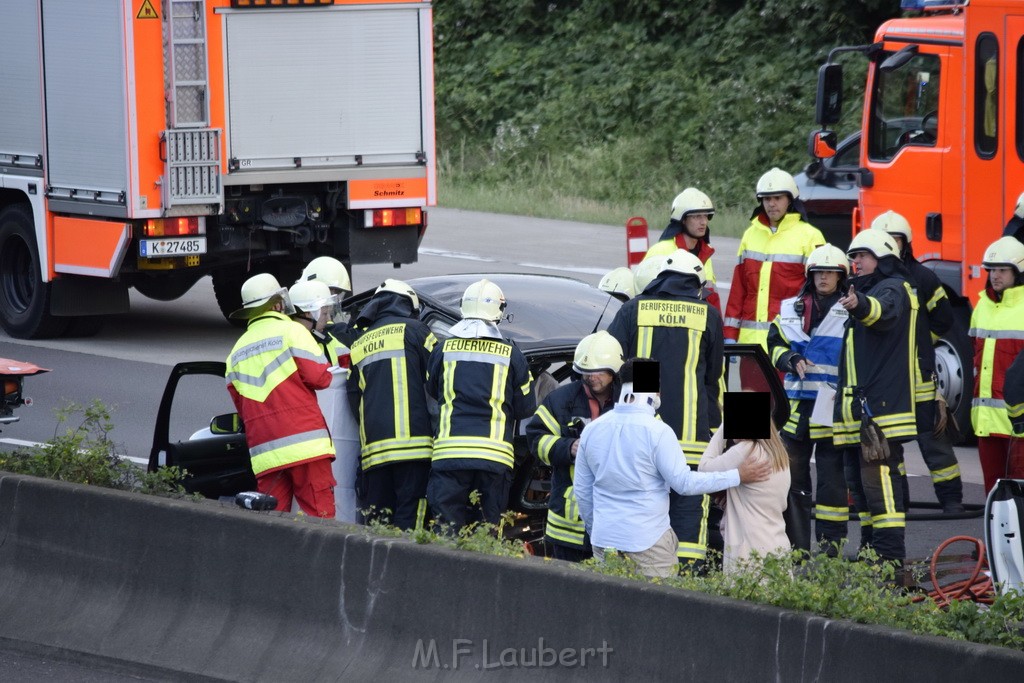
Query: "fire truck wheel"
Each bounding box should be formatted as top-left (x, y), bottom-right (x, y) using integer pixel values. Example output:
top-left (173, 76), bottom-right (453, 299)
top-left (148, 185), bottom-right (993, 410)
top-left (935, 301), bottom-right (975, 446)
top-left (0, 204), bottom-right (68, 339)
top-left (212, 266), bottom-right (248, 327)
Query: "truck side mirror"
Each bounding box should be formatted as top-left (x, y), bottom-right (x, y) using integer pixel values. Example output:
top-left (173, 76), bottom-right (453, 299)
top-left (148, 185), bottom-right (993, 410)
top-left (808, 130), bottom-right (837, 160)
top-left (815, 63), bottom-right (844, 125)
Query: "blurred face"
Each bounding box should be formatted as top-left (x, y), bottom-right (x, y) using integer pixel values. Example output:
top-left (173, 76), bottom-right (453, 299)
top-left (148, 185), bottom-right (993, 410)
top-left (813, 270), bottom-right (841, 295)
top-left (761, 194), bottom-right (791, 226)
top-left (851, 251), bottom-right (878, 275)
top-left (988, 266), bottom-right (1017, 293)
top-left (582, 370), bottom-right (615, 397)
top-left (683, 212), bottom-right (710, 239)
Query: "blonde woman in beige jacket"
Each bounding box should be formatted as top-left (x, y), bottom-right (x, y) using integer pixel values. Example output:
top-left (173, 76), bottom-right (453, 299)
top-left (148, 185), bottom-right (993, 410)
top-left (699, 424), bottom-right (791, 574)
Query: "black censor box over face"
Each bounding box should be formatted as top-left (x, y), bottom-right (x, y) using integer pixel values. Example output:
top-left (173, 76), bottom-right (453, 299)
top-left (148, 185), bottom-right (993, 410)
top-left (723, 391), bottom-right (772, 440)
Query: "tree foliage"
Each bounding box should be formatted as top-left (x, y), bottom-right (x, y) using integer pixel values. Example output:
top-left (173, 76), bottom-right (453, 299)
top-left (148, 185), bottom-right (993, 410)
top-left (435, 0), bottom-right (898, 209)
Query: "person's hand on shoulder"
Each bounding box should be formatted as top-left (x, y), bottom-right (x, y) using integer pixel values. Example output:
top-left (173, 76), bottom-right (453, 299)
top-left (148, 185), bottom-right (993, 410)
top-left (738, 454), bottom-right (772, 483)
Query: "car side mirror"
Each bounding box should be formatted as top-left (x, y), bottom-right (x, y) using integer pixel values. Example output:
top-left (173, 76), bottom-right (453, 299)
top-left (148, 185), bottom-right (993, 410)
top-left (210, 413), bottom-right (244, 435)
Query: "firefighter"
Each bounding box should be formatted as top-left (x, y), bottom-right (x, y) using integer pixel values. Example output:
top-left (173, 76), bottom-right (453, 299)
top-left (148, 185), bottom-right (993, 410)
top-left (1008, 350), bottom-right (1024, 437)
top-left (835, 229), bottom-right (918, 568)
top-left (298, 256), bottom-right (354, 363)
top-left (225, 273), bottom-right (336, 517)
top-left (969, 236), bottom-right (1024, 492)
top-left (724, 169), bottom-right (824, 362)
top-left (643, 188), bottom-right (721, 309)
top-left (288, 279), bottom-right (337, 335)
top-left (347, 279), bottom-right (437, 530)
top-left (425, 279), bottom-right (535, 531)
top-left (872, 211), bottom-right (964, 513)
top-left (598, 267), bottom-right (636, 302)
top-left (632, 254), bottom-right (670, 296)
top-left (607, 249), bottom-right (724, 565)
top-left (767, 244), bottom-right (850, 552)
top-left (525, 331), bottom-right (623, 562)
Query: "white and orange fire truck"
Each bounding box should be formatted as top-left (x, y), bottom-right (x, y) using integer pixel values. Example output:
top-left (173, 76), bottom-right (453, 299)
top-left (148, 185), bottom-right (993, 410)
top-left (0, 0), bottom-right (435, 338)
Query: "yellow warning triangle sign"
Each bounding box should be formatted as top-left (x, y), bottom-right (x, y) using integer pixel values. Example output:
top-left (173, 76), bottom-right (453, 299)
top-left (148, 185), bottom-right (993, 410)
top-left (137, 0), bottom-right (159, 19)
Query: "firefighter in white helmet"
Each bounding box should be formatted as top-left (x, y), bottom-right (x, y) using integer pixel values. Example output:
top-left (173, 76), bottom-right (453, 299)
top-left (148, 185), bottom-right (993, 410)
top-left (724, 169), bottom-right (824, 370)
top-left (598, 267), bottom-right (636, 302)
top-left (834, 228), bottom-right (919, 571)
top-left (871, 211), bottom-right (964, 513)
top-left (970, 236), bottom-right (1024, 492)
top-left (298, 256), bottom-right (354, 364)
top-left (607, 249), bottom-right (724, 566)
top-left (642, 188), bottom-right (721, 309)
top-left (767, 244), bottom-right (850, 552)
top-left (526, 331), bottom-right (623, 561)
top-left (225, 273), bottom-right (336, 517)
top-left (347, 278), bottom-right (438, 529)
top-left (425, 279), bottom-right (535, 531)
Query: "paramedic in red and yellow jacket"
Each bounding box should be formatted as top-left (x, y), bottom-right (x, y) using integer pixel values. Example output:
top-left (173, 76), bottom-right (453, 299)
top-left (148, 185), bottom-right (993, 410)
top-left (724, 168), bottom-right (824, 353)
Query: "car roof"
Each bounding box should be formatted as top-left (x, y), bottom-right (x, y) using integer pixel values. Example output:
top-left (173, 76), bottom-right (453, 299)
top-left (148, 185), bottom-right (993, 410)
top-left (350, 273), bottom-right (622, 354)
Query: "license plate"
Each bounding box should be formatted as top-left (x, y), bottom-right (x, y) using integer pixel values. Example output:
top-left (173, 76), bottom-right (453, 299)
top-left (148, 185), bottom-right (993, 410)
top-left (139, 237), bottom-right (207, 257)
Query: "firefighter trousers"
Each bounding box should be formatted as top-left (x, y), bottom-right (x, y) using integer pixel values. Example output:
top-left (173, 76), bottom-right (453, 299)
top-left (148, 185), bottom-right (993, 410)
top-left (361, 460), bottom-right (430, 531)
top-left (782, 434), bottom-right (848, 550)
top-left (426, 468), bottom-right (512, 533)
top-left (844, 443), bottom-right (906, 563)
top-left (914, 399), bottom-right (963, 508)
top-left (669, 470), bottom-right (710, 565)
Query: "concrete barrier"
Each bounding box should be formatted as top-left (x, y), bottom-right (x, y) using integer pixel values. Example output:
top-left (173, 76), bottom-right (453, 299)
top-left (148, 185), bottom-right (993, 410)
top-left (0, 472), bottom-right (1021, 681)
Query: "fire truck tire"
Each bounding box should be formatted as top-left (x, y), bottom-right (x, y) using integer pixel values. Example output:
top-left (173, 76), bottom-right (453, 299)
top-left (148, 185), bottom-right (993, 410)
top-left (212, 266), bottom-right (248, 327)
top-left (0, 204), bottom-right (67, 339)
top-left (934, 301), bottom-right (975, 446)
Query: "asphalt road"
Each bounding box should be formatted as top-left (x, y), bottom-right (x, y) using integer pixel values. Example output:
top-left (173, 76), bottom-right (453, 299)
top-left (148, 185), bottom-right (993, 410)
top-left (0, 206), bottom-right (991, 563)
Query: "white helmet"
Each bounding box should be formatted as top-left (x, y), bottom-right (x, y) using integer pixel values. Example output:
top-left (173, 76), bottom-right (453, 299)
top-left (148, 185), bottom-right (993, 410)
top-left (870, 210), bottom-right (912, 243)
top-left (461, 279), bottom-right (506, 322)
top-left (982, 236), bottom-right (1024, 274)
top-left (573, 331), bottom-right (624, 374)
top-left (376, 278), bottom-right (420, 312)
top-left (633, 254), bottom-right (670, 293)
top-left (670, 188), bottom-right (715, 221)
top-left (598, 267), bottom-right (636, 300)
top-left (847, 230), bottom-right (900, 260)
top-left (288, 279), bottom-right (336, 314)
top-left (231, 272), bottom-right (292, 319)
top-left (299, 256), bottom-right (351, 295)
top-left (756, 167), bottom-right (799, 200)
top-left (662, 249), bottom-right (707, 285)
top-left (805, 244), bottom-right (850, 275)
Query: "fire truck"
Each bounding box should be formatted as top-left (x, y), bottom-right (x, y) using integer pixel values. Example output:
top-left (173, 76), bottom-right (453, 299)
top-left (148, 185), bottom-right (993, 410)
top-left (808, 0), bottom-right (1024, 434)
top-left (0, 0), bottom-right (435, 339)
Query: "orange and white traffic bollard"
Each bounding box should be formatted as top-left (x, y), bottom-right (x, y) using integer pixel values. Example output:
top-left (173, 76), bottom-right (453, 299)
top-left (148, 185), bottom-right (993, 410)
top-left (625, 217), bottom-right (649, 267)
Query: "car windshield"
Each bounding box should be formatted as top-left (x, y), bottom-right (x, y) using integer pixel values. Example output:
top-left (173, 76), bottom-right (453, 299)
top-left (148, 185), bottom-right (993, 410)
top-left (867, 51), bottom-right (941, 162)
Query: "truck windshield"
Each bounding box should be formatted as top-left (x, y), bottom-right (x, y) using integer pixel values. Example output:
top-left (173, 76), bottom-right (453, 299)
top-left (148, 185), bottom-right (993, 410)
top-left (867, 52), bottom-right (941, 162)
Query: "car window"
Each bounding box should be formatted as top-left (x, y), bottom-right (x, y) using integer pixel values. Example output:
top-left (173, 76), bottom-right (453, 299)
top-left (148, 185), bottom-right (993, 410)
top-left (832, 136), bottom-right (861, 168)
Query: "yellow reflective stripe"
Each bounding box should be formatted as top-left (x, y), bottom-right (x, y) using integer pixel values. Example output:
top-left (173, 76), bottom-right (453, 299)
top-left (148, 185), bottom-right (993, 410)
top-left (250, 435), bottom-right (334, 475)
top-left (230, 351), bottom-right (298, 402)
top-left (861, 296), bottom-right (882, 326)
top-left (564, 485), bottom-right (580, 521)
top-left (638, 325), bottom-right (653, 357)
top-left (520, 371), bottom-right (533, 396)
top-left (676, 494), bottom-right (710, 559)
top-left (979, 338), bottom-right (996, 399)
top-left (415, 498), bottom-right (427, 531)
top-left (393, 357), bottom-right (410, 440)
top-left (363, 449), bottom-right (433, 469)
top-left (858, 512), bottom-right (872, 528)
top-left (546, 510), bottom-right (586, 545)
top-left (357, 367), bottom-right (369, 447)
top-left (431, 450), bottom-right (514, 468)
top-left (535, 405), bottom-right (560, 435)
top-left (537, 434), bottom-right (560, 465)
top-left (439, 359), bottom-right (457, 439)
top-left (872, 512), bottom-right (906, 529)
top-left (814, 504), bottom-right (849, 522)
top-left (878, 463), bottom-right (898, 518)
top-left (680, 441), bottom-right (708, 466)
top-left (424, 332), bottom-right (438, 352)
top-left (681, 328), bottom-right (701, 446)
top-left (930, 464), bottom-right (961, 483)
top-left (927, 286), bottom-right (947, 311)
top-left (489, 362), bottom-right (509, 442)
top-left (349, 323), bottom-right (405, 364)
top-left (1009, 402), bottom-right (1024, 419)
top-left (361, 436), bottom-right (434, 456)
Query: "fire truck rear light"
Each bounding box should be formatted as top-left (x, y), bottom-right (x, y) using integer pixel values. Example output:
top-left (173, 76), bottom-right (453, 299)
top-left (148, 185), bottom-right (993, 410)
top-left (144, 217), bottom-right (204, 237)
top-left (367, 208), bottom-right (423, 228)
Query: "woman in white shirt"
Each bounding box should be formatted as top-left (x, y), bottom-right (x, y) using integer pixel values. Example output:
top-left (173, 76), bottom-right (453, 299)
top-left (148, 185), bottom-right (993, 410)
top-left (699, 422), bottom-right (791, 574)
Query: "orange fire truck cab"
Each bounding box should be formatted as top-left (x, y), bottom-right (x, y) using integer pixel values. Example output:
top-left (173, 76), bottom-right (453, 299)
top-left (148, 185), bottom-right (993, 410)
top-left (809, 0), bottom-right (1024, 435)
top-left (0, 0), bottom-right (435, 339)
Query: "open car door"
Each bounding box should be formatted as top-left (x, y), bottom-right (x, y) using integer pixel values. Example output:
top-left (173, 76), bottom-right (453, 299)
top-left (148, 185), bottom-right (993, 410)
top-left (148, 361), bottom-right (255, 498)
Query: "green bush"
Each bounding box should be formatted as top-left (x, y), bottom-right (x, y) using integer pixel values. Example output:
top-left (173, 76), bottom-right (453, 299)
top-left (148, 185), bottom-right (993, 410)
top-left (435, 1), bottom-right (889, 223)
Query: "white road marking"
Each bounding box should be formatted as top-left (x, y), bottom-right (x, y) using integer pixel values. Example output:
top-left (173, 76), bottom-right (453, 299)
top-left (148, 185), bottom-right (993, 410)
top-left (418, 248), bottom-right (497, 262)
top-left (0, 437), bottom-right (149, 467)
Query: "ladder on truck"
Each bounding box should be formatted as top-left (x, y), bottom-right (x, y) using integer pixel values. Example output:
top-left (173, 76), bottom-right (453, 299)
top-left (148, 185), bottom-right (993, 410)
top-left (163, 0), bottom-right (222, 212)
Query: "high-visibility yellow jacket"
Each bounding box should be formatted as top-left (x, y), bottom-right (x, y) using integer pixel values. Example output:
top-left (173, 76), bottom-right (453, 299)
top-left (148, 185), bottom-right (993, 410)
top-left (969, 284), bottom-right (1024, 437)
top-left (644, 236), bottom-right (720, 309)
top-left (226, 312), bottom-right (335, 476)
top-left (724, 212), bottom-right (824, 349)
